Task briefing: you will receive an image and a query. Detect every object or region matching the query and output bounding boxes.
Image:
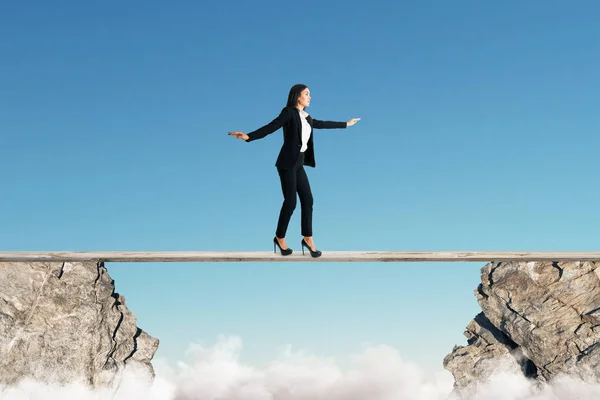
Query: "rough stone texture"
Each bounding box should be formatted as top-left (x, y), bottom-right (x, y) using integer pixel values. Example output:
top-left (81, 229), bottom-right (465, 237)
top-left (0, 261), bottom-right (159, 387)
top-left (443, 312), bottom-right (530, 389)
top-left (444, 260), bottom-right (600, 392)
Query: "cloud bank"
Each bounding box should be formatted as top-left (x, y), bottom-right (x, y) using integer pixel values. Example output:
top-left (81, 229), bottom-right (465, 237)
top-left (1, 336), bottom-right (599, 400)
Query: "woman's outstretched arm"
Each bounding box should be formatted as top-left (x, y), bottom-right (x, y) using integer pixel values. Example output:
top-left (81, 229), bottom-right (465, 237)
top-left (312, 117), bottom-right (360, 129)
top-left (228, 107), bottom-right (292, 142)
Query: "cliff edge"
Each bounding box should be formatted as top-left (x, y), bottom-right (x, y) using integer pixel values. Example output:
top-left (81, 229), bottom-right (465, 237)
top-left (444, 260), bottom-right (600, 392)
top-left (0, 260), bottom-right (158, 387)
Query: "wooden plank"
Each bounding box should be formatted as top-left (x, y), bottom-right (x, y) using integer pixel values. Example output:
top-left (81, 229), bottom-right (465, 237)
top-left (0, 251), bottom-right (599, 262)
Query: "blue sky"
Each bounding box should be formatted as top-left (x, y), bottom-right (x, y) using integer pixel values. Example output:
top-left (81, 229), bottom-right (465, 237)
top-left (1, 0), bottom-right (599, 373)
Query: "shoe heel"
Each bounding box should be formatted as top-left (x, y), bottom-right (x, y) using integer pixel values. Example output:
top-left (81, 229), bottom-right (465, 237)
top-left (301, 239), bottom-right (321, 258)
top-left (273, 237), bottom-right (293, 256)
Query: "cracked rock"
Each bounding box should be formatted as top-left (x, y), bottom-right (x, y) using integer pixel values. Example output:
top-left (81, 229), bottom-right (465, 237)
top-left (445, 260), bottom-right (600, 392)
top-left (0, 261), bottom-right (158, 388)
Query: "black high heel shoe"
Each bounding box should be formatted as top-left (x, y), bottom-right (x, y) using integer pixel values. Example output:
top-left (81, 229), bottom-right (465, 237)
top-left (273, 237), bottom-right (292, 256)
top-left (301, 239), bottom-right (322, 258)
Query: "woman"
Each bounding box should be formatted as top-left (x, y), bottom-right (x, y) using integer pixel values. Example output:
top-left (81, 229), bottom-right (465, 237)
top-left (228, 84), bottom-right (360, 257)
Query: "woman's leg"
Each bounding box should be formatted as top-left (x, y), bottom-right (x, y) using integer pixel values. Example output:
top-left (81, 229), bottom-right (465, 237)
top-left (275, 166), bottom-right (297, 240)
top-left (296, 166), bottom-right (314, 238)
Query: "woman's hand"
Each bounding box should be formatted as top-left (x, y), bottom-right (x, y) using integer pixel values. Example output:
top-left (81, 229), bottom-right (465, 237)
top-left (228, 131), bottom-right (249, 141)
top-left (346, 118), bottom-right (361, 127)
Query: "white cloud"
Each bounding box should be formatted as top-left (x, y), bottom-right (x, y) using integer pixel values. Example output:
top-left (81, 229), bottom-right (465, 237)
top-left (1, 336), bottom-right (600, 400)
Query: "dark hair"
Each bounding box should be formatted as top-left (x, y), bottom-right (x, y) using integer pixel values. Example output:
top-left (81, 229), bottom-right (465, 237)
top-left (286, 84), bottom-right (308, 108)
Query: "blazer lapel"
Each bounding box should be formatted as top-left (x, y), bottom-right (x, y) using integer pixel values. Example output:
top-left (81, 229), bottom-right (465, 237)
top-left (293, 108), bottom-right (302, 142)
top-left (294, 108), bottom-right (314, 143)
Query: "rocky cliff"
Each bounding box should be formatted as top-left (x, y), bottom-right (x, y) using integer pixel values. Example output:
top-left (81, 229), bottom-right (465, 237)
top-left (444, 260), bottom-right (600, 392)
top-left (0, 260), bottom-right (158, 387)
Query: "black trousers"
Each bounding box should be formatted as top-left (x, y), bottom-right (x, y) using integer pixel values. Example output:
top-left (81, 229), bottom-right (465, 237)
top-left (275, 152), bottom-right (313, 238)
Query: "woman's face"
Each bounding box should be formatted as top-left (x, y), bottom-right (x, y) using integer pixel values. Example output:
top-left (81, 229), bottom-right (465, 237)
top-left (297, 88), bottom-right (311, 108)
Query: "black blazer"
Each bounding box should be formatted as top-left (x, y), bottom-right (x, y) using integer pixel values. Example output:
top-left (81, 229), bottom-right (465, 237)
top-left (245, 106), bottom-right (347, 169)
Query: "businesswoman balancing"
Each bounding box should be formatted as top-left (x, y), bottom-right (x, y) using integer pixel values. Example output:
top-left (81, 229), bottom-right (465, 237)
top-left (228, 84), bottom-right (360, 258)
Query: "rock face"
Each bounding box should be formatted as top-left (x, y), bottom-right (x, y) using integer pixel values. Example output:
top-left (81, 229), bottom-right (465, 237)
top-left (444, 260), bottom-right (600, 391)
top-left (0, 261), bottom-right (158, 387)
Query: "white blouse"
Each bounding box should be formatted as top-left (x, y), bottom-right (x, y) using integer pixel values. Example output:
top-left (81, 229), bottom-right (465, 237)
top-left (298, 108), bottom-right (311, 152)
